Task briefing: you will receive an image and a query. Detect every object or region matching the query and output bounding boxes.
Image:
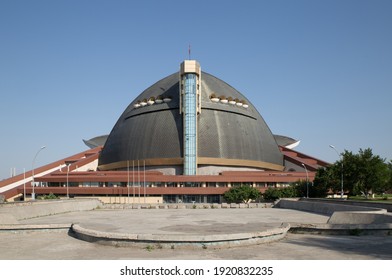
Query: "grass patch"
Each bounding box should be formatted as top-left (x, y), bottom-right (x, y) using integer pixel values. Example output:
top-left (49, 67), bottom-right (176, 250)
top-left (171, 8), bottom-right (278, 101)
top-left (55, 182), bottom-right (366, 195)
top-left (145, 245), bottom-right (154, 252)
top-left (348, 195), bottom-right (392, 204)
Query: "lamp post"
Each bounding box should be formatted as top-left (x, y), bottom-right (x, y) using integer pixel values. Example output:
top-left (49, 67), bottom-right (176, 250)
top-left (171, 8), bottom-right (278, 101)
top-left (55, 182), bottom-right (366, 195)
top-left (301, 163), bottom-right (309, 198)
top-left (23, 168), bottom-right (26, 200)
top-left (329, 144), bottom-right (344, 199)
top-left (66, 164), bottom-right (70, 198)
top-left (31, 145), bottom-right (46, 200)
top-left (127, 160), bottom-right (130, 204)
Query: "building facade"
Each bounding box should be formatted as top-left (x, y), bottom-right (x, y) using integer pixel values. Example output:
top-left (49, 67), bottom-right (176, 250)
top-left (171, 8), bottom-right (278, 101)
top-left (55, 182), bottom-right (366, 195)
top-left (0, 60), bottom-right (329, 203)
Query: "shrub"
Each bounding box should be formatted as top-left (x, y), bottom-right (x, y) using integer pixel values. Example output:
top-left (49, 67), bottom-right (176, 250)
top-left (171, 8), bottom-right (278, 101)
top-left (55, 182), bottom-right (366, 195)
top-left (223, 185), bottom-right (260, 203)
top-left (263, 186), bottom-right (298, 200)
top-left (40, 193), bottom-right (59, 200)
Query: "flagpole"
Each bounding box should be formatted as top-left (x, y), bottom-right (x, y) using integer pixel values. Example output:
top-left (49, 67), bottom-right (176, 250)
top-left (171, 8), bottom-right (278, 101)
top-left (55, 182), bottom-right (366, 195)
top-left (144, 160), bottom-right (146, 204)
top-left (138, 160), bottom-right (140, 204)
top-left (132, 160), bottom-right (135, 206)
top-left (127, 160), bottom-right (130, 204)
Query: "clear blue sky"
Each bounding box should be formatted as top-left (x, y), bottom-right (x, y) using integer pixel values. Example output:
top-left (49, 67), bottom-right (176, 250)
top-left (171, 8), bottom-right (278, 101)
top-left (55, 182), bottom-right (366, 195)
top-left (1, 0), bottom-right (391, 180)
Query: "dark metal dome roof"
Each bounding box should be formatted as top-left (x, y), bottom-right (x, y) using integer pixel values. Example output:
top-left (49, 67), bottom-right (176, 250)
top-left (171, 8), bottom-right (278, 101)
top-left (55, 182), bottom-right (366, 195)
top-left (98, 71), bottom-right (283, 172)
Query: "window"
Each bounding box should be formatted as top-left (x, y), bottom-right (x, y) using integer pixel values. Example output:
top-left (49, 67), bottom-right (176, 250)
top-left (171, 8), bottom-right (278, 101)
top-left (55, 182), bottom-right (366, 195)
top-left (183, 74), bottom-right (197, 175)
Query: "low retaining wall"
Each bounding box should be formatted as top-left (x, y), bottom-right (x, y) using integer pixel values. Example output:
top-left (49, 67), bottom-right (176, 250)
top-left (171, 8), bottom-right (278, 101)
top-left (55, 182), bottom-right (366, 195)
top-left (328, 211), bottom-right (392, 224)
top-left (102, 202), bottom-right (273, 210)
top-left (304, 198), bottom-right (392, 212)
top-left (0, 199), bottom-right (102, 223)
top-left (275, 199), bottom-right (386, 216)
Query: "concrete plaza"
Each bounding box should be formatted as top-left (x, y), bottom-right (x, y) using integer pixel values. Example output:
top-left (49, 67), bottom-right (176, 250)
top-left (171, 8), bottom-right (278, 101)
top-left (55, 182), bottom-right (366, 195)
top-left (1, 207), bottom-right (392, 259)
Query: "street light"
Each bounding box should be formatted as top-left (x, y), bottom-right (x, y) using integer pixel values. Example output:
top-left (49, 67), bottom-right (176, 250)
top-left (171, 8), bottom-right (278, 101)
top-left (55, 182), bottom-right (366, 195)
top-left (66, 164), bottom-right (70, 198)
top-left (23, 168), bottom-right (26, 200)
top-left (329, 144), bottom-right (344, 199)
top-left (301, 163), bottom-right (309, 198)
top-left (31, 145), bottom-right (46, 200)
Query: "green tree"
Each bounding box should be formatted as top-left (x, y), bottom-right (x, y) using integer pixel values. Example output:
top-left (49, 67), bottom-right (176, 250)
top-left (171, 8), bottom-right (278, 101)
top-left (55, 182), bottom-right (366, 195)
top-left (292, 180), bottom-right (307, 197)
top-left (223, 185), bottom-right (261, 203)
top-left (263, 186), bottom-right (297, 200)
top-left (316, 148), bottom-right (390, 197)
top-left (312, 167), bottom-right (334, 197)
top-left (291, 179), bottom-right (328, 198)
top-left (353, 148), bottom-right (389, 196)
top-left (338, 150), bottom-right (358, 195)
top-left (388, 161), bottom-right (392, 192)
top-left (262, 187), bottom-right (282, 200)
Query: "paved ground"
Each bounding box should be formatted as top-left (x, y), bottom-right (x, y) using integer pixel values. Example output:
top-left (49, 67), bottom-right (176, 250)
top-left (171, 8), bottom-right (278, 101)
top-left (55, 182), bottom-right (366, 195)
top-left (21, 208), bottom-right (329, 234)
top-left (1, 208), bottom-right (392, 260)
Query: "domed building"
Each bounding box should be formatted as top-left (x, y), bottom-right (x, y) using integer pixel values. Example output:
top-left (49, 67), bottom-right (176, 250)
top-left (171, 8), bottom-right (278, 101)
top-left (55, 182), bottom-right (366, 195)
top-left (0, 60), bottom-right (329, 203)
top-left (98, 60), bottom-right (284, 175)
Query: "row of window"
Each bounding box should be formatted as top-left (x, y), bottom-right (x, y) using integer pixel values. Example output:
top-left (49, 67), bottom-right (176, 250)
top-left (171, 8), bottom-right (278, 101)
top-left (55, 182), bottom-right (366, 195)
top-left (46, 182), bottom-right (291, 188)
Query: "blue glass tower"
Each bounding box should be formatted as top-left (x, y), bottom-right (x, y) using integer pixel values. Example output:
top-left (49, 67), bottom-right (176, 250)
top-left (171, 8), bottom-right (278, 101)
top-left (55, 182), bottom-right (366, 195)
top-left (180, 60), bottom-right (201, 175)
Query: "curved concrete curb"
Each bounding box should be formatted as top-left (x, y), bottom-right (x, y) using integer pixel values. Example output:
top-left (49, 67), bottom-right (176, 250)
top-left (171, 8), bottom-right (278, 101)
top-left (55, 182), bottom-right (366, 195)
top-left (2, 222), bottom-right (391, 248)
top-left (70, 223), bottom-right (290, 249)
